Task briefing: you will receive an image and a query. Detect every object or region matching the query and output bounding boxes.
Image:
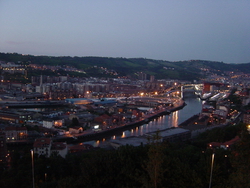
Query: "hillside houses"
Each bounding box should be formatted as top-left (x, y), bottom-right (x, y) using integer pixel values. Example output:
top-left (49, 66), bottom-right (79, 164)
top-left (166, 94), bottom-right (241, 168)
top-left (33, 138), bottom-right (68, 158)
top-left (4, 126), bottom-right (28, 141)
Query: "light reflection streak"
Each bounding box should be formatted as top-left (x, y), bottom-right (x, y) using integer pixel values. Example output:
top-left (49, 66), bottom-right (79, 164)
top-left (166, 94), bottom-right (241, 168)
top-left (172, 111), bottom-right (179, 127)
top-left (135, 127), bottom-right (138, 134)
top-left (158, 115), bottom-right (164, 128)
top-left (94, 140), bottom-right (100, 147)
top-left (130, 129), bottom-right (134, 136)
top-left (121, 132), bottom-right (126, 138)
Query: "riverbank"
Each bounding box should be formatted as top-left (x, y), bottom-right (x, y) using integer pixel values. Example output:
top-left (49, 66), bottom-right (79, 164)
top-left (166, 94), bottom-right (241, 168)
top-left (54, 99), bottom-right (186, 143)
top-left (6, 99), bottom-right (186, 146)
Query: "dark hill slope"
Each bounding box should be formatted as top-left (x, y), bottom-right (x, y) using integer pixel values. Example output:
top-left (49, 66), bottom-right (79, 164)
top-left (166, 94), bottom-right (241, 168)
top-left (0, 52), bottom-right (249, 80)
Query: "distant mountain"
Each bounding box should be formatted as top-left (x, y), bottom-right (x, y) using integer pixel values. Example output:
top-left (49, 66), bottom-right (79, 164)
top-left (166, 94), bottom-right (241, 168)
top-left (0, 52), bottom-right (250, 81)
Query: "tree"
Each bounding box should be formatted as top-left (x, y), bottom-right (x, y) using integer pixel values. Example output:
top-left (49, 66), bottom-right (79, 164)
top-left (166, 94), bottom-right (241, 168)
top-left (145, 130), bottom-right (165, 188)
top-left (70, 117), bottom-right (79, 127)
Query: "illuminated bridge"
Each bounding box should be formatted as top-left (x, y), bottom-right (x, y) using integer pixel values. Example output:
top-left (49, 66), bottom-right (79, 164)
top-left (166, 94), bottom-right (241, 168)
top-left (181, 84), bottom-right (203, 98)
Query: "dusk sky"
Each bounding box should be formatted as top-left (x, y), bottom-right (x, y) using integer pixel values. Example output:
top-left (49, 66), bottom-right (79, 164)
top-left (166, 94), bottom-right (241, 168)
top-left (0, 0), bottom-right (250, 63)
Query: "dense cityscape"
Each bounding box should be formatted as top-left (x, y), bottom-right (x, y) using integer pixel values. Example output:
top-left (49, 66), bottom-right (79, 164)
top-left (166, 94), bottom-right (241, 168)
top-left (1, 0), bottom-right (249, 187)
top-left (0, 56), bottom-right (250, 187)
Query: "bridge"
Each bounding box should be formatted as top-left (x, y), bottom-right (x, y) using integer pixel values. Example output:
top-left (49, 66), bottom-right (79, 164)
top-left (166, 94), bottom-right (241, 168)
top-left (181, 84), bottom-right (203, 98)
top-left (161, 84), bottom-right (203, 98)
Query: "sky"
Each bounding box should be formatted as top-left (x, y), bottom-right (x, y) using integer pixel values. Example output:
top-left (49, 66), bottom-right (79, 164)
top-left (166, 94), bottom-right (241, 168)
top-left (0, 0), bottom-right (250, 64)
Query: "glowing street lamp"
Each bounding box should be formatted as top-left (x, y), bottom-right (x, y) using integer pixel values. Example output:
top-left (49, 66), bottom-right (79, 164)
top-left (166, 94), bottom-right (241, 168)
top-left (31, 149), bottom-right (35, 188)
top-left (209, 153), bottom-right (215, 188)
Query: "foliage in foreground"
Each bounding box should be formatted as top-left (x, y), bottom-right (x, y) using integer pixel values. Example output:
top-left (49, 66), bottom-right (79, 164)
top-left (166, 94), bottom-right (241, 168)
top-left (0, 123), bottom-right (249, 188)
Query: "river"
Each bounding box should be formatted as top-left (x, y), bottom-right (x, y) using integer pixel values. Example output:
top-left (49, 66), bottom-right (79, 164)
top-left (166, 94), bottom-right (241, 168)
top-left (84, 96), bottom-right (203, 147)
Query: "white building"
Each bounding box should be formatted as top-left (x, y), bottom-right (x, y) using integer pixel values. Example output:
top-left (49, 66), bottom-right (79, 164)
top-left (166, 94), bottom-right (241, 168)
top-left (33, 138), bottom-right (68, 158)
top-left (33, 138), bottom-right (52, 158)
top-left (51, 142), bottom-right (68, 158)
top-left (43, 119), bottom-right (64, 128)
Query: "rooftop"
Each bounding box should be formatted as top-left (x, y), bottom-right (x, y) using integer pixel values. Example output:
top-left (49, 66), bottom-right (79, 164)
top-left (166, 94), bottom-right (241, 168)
top-left (109, 136), bottom-right (148, 147)
top-left (51, 142), bottom-right (67, 150)
top-left (145, 127), bottom-right (190, 138)
top-left (33, 137), bottom-right (52, 148)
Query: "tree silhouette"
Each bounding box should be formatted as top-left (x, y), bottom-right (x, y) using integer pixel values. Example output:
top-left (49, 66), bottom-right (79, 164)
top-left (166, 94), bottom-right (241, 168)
top-left (70, 117), bottom-right (79, 127)
top-left (145, 130), bottom-right (165, 188)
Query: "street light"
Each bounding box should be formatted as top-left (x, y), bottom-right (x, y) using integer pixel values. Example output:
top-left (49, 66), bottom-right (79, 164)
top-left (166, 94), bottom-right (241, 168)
top-left (209, 153), bottom-right (215, 188)
top-left (31, 149), bottom-right (35, 188)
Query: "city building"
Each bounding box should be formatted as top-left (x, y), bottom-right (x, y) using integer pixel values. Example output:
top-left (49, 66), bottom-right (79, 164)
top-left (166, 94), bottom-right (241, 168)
top-left (138, 72), bottom-right (147, 80)
top-left (0, 110), bottom-right (33, 124)
top-left (33, 138), bottom-right (52, 157)
top-left (69, 126), bottom-right (83, 134)
top-left (145, 127), bottom-right (191, 143)
top-left (109, 136), bottom-right (148, 149)
top-left (33, 137), bottom-right (69, 158)
top-left (51, 142), bottom-right (68, 158)
top-left (208, 136), bottom-right (240, 150)
top-left (43, 118), bottom-right (65, 129)
top-left (4, 126), bottom-right (28, 141)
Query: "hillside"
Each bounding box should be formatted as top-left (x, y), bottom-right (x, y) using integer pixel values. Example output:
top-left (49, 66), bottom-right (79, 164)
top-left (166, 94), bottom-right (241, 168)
top-left (0, 52), bottom-right (250, 81)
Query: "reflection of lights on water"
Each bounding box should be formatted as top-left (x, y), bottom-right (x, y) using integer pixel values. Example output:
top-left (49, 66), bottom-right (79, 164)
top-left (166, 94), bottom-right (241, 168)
top-left (158, 116), bottom-right (164, 127)
top-left (113, 135), bottom-right (116, 140)
top-left (130, 129), bottom-right (134, 136)
top-left (102, 138), bottom-right (105, 142)
top-left (169, 111), bottom-right (179, 127)
top-left (121, 132), bottom-right (126, 138)
top-left (93, 140), bottom-right (100, 147)
top-left (174, 111), bottom-right (179, 127)
top-left (140, 126), bottom-right (143, 135)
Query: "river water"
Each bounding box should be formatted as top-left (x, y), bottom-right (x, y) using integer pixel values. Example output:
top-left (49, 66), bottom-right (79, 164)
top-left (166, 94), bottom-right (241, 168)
top-left (85, 96), bottom-right (203, 147)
